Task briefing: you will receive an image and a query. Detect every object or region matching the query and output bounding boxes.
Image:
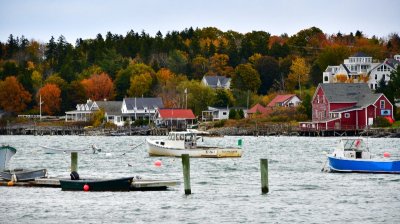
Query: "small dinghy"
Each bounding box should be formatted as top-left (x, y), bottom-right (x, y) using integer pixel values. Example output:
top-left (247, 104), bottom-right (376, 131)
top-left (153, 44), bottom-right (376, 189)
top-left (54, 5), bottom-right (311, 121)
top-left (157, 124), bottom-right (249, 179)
top-left (59, 172), bottom-right (133, 191)
top-left (0, 169), bottom-right (47, 182)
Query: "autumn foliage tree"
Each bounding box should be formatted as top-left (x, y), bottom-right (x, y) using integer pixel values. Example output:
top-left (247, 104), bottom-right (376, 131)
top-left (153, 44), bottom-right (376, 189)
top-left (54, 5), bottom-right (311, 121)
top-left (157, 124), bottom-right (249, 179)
top-left (81, 73), bottom-right (115, 101)
top-left (286, 57), bottom-right (310, 91)
top-left (0, 76), bottom-right (32, 113)
top-left (37, 83), bottom-right (61, 115)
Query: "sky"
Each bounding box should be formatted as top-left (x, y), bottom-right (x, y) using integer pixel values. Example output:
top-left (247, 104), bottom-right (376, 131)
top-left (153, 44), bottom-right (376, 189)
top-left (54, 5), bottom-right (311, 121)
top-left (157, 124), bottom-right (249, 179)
top-left (0, 0), bottom-right (399, 44)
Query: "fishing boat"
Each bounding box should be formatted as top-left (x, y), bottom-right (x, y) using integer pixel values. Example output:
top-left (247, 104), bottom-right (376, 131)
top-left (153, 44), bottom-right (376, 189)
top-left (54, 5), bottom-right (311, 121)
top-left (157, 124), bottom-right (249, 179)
top-left (146, 131), bottom-right (242, 158)
top-left (59, 176), bottom-right (134, 191)
top-left (326, 138), bottom-right (400, 174)
top-left (0, 145), bottom-right (16, 171)
top-left (0, 169), bottom-right (47, 181)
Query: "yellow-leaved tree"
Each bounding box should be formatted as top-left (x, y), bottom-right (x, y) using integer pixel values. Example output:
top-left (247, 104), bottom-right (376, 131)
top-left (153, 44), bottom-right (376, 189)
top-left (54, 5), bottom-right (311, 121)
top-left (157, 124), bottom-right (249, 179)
top-left (286, 57), bottom-right (310, 91)
top-left (128, 73), bottom-right (153, 97)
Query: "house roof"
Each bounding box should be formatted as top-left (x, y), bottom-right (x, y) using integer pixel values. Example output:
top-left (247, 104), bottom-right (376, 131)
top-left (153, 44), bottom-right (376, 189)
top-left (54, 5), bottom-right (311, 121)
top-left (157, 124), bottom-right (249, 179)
top-left (95, 101), bottom-right (122, 116)
top-left (319, 83), bottom-right (381, 108)
top-left (267, 94), bottom-right (296, 107)
top-left (341, 64), bottom-right (351, 74)
top-left (158, 109), bottom-right (196, 119)
top-left (203, 76), bottom-right (230, 86)
top-left (351, 52), bottom-right (370, 57)
top-left (247, 103), bottom-right (269, 114)
top-left (124, 97), bottom-right (163, 110)
top-left (385, 58), bottom-right (399, 69)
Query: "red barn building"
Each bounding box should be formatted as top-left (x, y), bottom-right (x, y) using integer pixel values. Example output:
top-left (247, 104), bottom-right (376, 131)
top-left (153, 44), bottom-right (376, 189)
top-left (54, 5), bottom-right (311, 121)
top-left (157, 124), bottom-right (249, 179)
top-left (300, 83), bottom-right (393, 132)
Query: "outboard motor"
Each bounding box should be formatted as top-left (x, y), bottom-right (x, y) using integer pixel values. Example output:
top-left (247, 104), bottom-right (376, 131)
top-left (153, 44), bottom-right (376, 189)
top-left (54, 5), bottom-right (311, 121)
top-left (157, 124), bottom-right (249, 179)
top-left (70, 171), bottom-right (80, 180)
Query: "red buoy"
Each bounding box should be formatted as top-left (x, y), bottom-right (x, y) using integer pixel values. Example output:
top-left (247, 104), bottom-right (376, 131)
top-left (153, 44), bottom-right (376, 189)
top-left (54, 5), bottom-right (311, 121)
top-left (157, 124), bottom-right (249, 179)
top-left (154, 160), bottom-right (162, 167)
top-left (83, 184), bottom-right (90, 191)
top-left (383, 152), bottom-right (391, 158)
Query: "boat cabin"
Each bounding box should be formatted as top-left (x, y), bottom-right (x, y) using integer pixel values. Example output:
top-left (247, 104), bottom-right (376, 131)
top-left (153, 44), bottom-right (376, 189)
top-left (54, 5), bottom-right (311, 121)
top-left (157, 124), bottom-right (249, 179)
top-left (332, 139), bottom-right (371, 159)
top-left (155, 132), bottom-right (198, 149)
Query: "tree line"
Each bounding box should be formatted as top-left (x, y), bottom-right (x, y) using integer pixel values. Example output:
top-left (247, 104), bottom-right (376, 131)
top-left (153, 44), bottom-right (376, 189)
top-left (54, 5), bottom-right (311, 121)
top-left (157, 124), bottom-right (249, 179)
top-left (0, 26), bottom-right (399, 117)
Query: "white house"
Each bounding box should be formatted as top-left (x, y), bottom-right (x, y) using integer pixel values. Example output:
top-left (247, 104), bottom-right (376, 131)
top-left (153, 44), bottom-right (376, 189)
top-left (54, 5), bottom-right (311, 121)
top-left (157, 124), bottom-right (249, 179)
top-left (201, 106), bottom-right (248, 121)
top-left (65, 99), bottom-right (124, 126)
top-left (121, 97), bottom-right (163, 122)
top-left (322, 53), bottom-right (399, 90)
top-left (201, 76), bottom-right (231, 89)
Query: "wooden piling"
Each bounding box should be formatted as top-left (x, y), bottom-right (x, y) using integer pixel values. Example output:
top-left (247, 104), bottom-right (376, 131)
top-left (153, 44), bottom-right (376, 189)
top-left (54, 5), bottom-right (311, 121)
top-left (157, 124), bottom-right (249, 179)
top-left (181, 154), bottom-right (191, 195)
top-left (260, 159), bottom-right (269, 194)
top-left (71, 152), bottom-right (78, 172)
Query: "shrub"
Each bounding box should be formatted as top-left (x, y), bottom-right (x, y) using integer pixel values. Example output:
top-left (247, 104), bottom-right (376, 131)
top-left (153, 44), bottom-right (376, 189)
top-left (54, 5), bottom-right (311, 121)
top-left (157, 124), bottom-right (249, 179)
top-left (213, 119), bottom-right (226, 128)
top-left (373, 116), bottom-right (392, 127)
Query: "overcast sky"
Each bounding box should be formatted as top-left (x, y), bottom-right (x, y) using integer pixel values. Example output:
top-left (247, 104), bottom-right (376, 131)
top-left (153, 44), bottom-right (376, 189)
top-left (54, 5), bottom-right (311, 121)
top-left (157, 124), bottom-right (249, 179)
top-left (0, 0), bottom-right (399, 43)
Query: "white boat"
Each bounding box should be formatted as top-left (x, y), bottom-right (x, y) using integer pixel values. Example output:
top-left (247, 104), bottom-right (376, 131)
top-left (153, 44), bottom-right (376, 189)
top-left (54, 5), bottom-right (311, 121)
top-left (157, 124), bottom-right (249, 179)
top-left (40, 145), bottom-right (88, 154)
top-left (1, 145), bottom-right (16, 170)
top-left (146, 131), bottom-right (242, 158)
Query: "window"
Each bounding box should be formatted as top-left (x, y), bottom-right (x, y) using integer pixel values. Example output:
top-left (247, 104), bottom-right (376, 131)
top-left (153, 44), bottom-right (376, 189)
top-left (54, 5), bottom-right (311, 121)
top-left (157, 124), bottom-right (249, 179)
top-left (222, 112), bottom-right (227, 115)
top-left (317, 95), bottom-right (320, 103)
top-left (324, 76), bottom-right (328, 82)
top-left (380, 100), bottom-right (385, 109)
top-left (344, 113), bottom-right (350, 118)
top-left (370, 84), bottom-right (373, 89)
top-left (375, 74), bottom-right (378, 80)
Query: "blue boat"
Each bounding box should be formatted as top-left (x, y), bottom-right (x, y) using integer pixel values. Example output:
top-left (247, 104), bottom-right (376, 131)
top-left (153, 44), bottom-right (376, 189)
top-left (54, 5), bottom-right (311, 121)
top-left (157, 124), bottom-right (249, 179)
top-left (327, 139), bottom-right (400, 174)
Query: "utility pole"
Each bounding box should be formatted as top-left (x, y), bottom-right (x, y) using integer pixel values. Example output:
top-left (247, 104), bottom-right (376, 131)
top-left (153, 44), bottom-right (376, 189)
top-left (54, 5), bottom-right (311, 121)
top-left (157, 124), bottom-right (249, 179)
top-left (39, 94), bottom-right (44, 121)
top-left (185, 88), bottom-right (188, 109)
top-left (298, 74), bottom-right (302, 97)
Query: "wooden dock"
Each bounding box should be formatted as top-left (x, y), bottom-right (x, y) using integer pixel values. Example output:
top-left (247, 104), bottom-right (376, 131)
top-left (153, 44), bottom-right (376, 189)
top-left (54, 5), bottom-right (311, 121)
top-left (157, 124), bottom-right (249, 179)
top-left (0, 177), bottom-right (179, 191)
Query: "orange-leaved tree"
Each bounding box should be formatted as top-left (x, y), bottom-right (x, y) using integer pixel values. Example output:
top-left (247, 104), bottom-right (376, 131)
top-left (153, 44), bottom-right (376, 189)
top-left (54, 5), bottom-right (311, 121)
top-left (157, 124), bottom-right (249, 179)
top-left (81, 73), bottom-right (115, 101)
top-left (38, 83), bottom-right (61, 115)
top-left (0, 76), bottom-right (32, 113)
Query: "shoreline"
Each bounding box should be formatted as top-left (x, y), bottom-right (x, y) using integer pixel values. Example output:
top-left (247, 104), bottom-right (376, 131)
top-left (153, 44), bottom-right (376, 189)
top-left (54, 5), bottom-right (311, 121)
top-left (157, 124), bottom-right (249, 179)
top-left (1, 124), bottom-right (400, 138)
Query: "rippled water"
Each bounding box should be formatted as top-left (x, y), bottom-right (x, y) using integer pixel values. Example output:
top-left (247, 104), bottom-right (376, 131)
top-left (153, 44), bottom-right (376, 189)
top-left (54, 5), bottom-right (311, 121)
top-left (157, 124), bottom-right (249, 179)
top-left (1, 135), bottom-right (400, 223)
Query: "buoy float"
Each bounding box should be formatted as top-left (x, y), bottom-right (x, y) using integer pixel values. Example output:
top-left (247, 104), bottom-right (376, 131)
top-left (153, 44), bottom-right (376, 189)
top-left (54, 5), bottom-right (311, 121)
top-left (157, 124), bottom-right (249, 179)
top-left (7, 181), bottom-right (14, 186)
top-left (383, 152), bottom-right (391, 158)
top-left (83, 184), bottom-right (90, 191)
top-left (154, 160), bottom-right (162, 167)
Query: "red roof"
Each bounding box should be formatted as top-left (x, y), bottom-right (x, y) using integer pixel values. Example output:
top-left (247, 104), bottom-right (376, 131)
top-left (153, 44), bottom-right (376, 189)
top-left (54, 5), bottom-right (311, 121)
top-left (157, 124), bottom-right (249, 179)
top-left (267, 94), bottom-right (296, 107)
top-left (247, 103), bottom-right (269, 114)
top-left (158, 109), bottom-right (196, 119)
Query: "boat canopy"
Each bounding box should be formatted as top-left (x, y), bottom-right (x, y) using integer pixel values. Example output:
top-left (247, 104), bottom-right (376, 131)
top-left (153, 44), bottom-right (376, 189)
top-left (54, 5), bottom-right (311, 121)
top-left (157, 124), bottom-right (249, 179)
top-left (337, 139), bottom-right (368, 152)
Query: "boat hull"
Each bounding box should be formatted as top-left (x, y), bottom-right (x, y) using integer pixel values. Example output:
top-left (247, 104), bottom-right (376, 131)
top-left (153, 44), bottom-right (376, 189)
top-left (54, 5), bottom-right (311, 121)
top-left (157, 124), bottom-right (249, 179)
top-left (0, 169), bottom-right (47, 181)
top-left (328, 156), bottom-right (400, 174)
top-left (0, 146), bottom-right (17, 170)
top-left (59, 177), bottom-right (133, 191)
top-left (147, 140), bottom-right (242, 158)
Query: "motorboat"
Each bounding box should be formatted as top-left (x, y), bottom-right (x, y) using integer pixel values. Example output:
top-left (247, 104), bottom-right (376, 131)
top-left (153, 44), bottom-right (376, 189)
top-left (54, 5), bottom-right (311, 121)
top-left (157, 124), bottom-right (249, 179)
top-left (146, 131), bottom-right (242, 158)
top-left (326, 138), bottom-right (400, 174)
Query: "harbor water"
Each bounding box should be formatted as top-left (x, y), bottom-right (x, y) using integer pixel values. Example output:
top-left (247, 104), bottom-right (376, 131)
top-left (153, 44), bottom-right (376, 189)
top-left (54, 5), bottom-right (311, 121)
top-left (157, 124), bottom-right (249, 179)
top-left (1, 135), bottom-right (400, 223)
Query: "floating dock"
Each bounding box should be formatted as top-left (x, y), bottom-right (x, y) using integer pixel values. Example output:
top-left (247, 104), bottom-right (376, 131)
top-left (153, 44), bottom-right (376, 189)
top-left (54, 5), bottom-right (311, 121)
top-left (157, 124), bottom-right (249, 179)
top-left (0, 177), bottom-right (179, 191)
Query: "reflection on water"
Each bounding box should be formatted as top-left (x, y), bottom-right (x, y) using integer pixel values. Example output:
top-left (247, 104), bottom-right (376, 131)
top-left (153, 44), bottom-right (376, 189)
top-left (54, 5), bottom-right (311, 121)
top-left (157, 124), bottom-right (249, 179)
top-left (1, 135), bottom-right (400, 223)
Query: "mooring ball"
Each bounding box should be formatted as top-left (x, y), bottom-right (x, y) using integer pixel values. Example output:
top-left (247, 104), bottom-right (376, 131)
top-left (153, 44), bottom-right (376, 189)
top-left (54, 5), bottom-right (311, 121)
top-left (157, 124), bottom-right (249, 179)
top-left (83, 184), bottom-right (90, 191)
top-left (7, 181), bottom-right (14, 186)
top-left (383, 152), bottom-right (391, 158)
top-left (154, 160), bottom-right (162, 167)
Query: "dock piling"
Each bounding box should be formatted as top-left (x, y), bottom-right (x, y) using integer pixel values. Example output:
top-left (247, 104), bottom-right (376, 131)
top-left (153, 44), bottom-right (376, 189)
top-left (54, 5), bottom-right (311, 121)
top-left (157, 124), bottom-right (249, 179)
top-left (71, 152), bottom-right (78, 172)
top-left (181, 154), bottom-right (191, 195)
top-left (260, 159), bottom-right (269, 194)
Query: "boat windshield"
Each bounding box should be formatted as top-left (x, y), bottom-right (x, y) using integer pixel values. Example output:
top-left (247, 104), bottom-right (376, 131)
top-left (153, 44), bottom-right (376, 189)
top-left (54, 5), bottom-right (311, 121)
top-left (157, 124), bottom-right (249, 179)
top-left (168, 132), bottom-right (196, 142)
top-left (342, 139), bottom-right (366, 151)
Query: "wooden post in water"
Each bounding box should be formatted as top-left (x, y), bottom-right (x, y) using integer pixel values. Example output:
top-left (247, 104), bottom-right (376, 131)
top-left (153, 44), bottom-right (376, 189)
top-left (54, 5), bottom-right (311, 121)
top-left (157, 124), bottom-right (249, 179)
top-left (181, 154), bottom-right (191, 195)
top-left (260, 159), bottom-right (269, 194)
top-left (71, 152), bottom-right (78, 172)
